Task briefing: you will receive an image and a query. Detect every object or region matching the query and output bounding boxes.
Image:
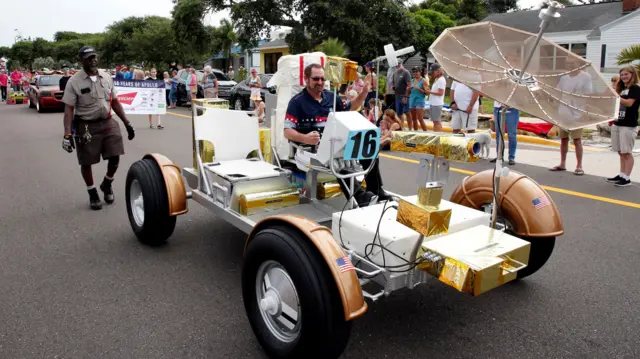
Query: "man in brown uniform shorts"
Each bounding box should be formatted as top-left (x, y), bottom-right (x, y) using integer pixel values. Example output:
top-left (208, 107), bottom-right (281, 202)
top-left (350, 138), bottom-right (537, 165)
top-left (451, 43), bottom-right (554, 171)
top-left (62, 46), bottom-right (135, 210)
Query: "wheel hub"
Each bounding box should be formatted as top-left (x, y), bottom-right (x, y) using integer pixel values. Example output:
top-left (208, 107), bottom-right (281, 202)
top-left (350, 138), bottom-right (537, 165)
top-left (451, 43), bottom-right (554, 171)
top-left (130, 179), bottom-right (145, 227)
top-left (256, 261), bottom-right (301, 343)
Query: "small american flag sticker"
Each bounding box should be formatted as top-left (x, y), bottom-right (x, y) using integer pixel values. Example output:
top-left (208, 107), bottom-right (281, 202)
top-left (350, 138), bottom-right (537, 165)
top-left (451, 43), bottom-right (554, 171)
top-left (336, 256), bottom-right (355, 273)
top-left (532, 196), bottom-right (550, 210)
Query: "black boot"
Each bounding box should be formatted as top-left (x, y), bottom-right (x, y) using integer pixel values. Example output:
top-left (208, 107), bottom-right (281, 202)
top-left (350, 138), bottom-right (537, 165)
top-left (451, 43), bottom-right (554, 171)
top-left (88, 188), bottom-right (102, 210)
top-left (100, 177), bottom-right (115, 204)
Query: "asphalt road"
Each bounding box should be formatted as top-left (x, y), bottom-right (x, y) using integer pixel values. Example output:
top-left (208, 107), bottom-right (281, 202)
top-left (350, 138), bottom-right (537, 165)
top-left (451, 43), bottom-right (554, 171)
top-left (1, 103), bottom-right (638, 359)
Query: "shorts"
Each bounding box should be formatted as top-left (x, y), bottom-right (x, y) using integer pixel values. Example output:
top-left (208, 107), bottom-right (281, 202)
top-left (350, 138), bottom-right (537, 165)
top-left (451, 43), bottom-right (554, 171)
top-left (409, 96), bottom-right (425, 109)
top-left (395, 96), bottom-right (409, 115)
top-left (74, 118), bottom-right (125, 166)
top-left (430, 105), bottom-right (443, 122)
top-left (559, 128), bottom-right (583, 140)
top-left (451, 109), bottom-right (479, 130)
top-left (169, 88), bottom-right (177, 102)
top-left (611, 125), bottom-right (637, 154)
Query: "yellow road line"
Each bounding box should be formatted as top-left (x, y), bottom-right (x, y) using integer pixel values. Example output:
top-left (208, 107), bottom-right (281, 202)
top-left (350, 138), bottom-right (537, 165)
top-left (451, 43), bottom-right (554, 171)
top-left (167, 111), bottom-right (191, 119)
top-left (379, 153), bottom-right (640, 209)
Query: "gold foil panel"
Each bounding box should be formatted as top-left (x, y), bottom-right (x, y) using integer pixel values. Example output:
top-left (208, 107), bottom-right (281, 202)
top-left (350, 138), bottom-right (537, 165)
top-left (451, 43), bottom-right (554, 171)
top-left (418, 225), bottom-right (531, 296)
top-left (417, 186), bottom-right (444, 208)
top-left (317, 181), bottom-right (342, 200)
top-left (260, 128), bottom-right (272, 164)
top-left (240, 187), bottom-right (301, 215)
top-left (326, 56), bottom-right (358, 84)
top-left (396, 198), bottom-right (451, 237)
top-left (390, 132), bottom-right (479, 163)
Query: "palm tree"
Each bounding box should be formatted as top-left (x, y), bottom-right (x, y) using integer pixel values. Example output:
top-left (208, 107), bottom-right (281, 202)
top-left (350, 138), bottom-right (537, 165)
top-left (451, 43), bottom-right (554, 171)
top-left (617, 44), bottom-right (640, 72)
top-left (315, 38), bottom-right (349, 57)
top-left (212, 19), bottom-right (238, 69)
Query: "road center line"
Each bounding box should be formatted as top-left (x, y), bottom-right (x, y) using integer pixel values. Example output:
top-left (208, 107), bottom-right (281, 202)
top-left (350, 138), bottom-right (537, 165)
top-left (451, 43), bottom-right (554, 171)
top-left (165, 112), bottom-right (638, 209)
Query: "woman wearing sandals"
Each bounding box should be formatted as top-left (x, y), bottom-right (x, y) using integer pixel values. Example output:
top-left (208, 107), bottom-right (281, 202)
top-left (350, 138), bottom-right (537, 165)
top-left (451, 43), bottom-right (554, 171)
top-left (606, 66), bottom-right (639, 187)
top-left (145, 68), bottom-right (164, 129)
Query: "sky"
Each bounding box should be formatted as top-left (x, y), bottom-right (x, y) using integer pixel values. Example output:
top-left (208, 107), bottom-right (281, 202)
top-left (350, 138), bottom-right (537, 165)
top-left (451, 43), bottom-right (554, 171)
top-left (0, 0), bottom-right (547, 47)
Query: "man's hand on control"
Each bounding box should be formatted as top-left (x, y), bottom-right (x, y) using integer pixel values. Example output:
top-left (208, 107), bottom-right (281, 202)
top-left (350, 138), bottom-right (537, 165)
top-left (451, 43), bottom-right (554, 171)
top-left (304, 131), bottom-right (321, 145)
top-left (62, 134), bottom-right (75, 153)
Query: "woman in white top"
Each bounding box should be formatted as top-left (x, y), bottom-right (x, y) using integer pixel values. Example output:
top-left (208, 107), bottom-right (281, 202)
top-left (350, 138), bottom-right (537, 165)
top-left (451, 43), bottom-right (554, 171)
top-left (424, 63), bottom-right (446, 132)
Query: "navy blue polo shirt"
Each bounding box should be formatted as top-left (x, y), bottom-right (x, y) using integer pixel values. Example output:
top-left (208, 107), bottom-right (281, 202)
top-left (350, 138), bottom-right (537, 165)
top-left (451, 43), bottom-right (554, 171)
top-left (285, 88), bottom-right (351, 134)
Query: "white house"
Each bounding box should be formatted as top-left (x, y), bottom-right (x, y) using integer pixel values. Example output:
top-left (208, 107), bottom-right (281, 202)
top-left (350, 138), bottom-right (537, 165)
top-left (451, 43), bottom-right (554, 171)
top-left (484, 0), bottom-right (640, 81)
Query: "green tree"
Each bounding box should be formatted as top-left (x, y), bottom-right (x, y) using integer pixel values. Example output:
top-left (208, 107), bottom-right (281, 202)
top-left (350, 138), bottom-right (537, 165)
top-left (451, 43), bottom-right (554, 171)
top-left (410, 9), bottom-right (456, 65)
top-left (32, 56), bottom-right (56, 70)
top-left (211, 18), bottom-right (238, 61)
top-left (172, 0), bottom-right (417, 63)
top-left (129, 16), bottom-right (180, 68)
top-left (410, 0), bottom-right (487, 25)
top-left (617, 44), bottom-right (640, 72)
top-left (100, 16), bottom-right (149, 66)
top-left (10, 41), bottom-right (35, 68)
top-left (0, 46), bottom-right (11, 57)
top-left (315, 38), bottom-right (349, 57)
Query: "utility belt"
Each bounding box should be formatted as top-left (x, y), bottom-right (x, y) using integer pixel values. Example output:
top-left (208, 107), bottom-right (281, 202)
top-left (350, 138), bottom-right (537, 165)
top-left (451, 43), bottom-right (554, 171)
top-left (73, 116), bottom-right (112, 144)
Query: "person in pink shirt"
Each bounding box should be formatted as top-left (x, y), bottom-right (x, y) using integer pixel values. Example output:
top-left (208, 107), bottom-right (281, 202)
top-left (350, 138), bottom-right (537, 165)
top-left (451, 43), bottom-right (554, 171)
top-left (10, 68), bottom-right (22, 91)
top-left (0, 70), bottom-right (8, 101)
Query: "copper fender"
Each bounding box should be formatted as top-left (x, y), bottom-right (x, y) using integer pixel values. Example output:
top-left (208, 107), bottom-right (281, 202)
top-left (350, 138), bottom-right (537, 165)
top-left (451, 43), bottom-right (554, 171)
top-left (143, 153), bottom-right (189, 216)
top-left (245, 215), bottom-right (368, 321)
top-left (450, 169), bottom-right (564, 238)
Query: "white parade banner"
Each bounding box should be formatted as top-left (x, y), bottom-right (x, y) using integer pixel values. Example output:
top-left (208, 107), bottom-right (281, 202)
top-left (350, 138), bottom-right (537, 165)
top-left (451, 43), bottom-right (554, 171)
top-left (114, 80), bottom-right (166, 115)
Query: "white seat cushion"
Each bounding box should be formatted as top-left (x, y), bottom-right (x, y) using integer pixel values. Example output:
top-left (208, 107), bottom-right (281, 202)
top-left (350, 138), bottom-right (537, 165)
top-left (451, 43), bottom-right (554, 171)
top-left (206, 159), bottom-right (285, 181)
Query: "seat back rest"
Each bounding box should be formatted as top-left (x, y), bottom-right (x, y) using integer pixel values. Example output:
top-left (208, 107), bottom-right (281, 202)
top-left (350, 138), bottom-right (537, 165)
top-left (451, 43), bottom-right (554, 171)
top-left (193, 106), bottom-right (260, 162)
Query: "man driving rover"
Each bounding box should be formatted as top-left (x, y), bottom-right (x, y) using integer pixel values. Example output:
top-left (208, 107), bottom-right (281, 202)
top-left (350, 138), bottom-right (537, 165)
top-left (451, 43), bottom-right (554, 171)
top-left (284, 63), bottom-right (391, 206)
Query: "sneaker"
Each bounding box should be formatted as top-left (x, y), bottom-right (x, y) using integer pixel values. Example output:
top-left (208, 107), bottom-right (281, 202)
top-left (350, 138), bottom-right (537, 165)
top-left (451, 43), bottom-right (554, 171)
top-left (157, 124), bottom-right (164, 130)
top-left (606, 175), bottom-right (622, 183)
top-left (615, 178), bottom-right (631, 187)
top-left (508, 159), bottom-right (516, 165)
top-left (88, 189), bottom-right (102, 210)
top-left (100, 181), bottom-right (115, 204)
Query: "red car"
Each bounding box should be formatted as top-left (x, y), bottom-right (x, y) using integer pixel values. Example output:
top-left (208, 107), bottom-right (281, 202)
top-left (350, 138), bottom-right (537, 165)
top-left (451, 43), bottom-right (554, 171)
top-left (29, 75), bottom-right (65, 112)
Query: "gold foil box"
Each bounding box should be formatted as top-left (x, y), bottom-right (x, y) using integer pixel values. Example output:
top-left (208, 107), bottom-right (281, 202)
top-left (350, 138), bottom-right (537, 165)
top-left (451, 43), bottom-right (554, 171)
top-left (391, 132), bottom-right (480, 163)
top-left (239, 187), bottom-right (301, 215)
top-left (396, 198), bottom-right (451, 237)
top-left (418, 225), bottom-right (531, 296)
top-left (317, 181), bottom-right (342, 200)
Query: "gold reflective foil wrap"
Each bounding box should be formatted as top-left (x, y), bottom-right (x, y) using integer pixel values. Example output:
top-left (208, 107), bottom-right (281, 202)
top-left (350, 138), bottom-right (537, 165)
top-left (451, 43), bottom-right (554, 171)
top-left (260, 128), bottom-right (272, 164)
top-left (418, 225), bottom-right (531, 296)
top-left (396, 198), bottom-right (451, 237)
top-left (239, 187), bottom-right (301, 215)
top-left (417, 186), bottom-right (444, 208)
top-left (390, 132), bottom-right (479, 163)
top-left (326, 56), bottom-right (358, 84)
top-left (317, 181), bottom-right (342, 200)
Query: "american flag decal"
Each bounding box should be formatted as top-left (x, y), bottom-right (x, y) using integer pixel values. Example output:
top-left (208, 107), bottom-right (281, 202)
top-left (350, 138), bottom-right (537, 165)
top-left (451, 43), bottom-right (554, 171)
top-left (336, 256), bottom-right (355, 273)
top-left (532, 196), bottom-right (550, 210)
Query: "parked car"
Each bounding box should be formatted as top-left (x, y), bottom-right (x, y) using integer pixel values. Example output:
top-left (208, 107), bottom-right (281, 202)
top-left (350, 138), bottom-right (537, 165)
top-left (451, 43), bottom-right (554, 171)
top-left (228, 74), bottom-right (276, 110)
top-left (29, 75), bottom-right (64, 112)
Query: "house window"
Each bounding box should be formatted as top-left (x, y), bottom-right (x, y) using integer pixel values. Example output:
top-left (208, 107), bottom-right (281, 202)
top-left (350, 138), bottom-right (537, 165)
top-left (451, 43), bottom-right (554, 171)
top-left (264, 52), bottom-right (283, 74)
top-left (239, 57), bottom-right (245, 67)
top-left (570, 43), bottom-right (587, 58)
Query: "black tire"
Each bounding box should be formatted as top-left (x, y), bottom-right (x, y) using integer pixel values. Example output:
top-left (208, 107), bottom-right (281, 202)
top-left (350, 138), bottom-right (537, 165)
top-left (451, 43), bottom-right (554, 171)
top-left (242, 225), bottom-right (351, 359)
top-left (125, 158), bottom-right (177, 246)
top-left (36, 98), bottom-right (44, 113)
top-left (234, 97), bottom-right (245, 111)
top-left (515, 236), bottom-right (555, 279)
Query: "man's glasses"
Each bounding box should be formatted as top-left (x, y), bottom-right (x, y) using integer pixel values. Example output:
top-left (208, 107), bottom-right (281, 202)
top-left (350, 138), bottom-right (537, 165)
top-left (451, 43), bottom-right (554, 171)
top-left (310, 76), bottom-right (325, 82)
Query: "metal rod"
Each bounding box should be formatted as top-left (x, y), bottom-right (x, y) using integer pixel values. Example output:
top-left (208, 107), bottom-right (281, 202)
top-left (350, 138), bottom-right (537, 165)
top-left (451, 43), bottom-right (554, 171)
top-left (519, 2), bottom-right (560, 81)
top-left (490, 107), bottom-right (507, 228)
top-left (375, 60), bottom-right (380, 119)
